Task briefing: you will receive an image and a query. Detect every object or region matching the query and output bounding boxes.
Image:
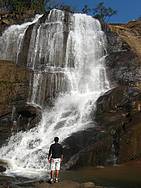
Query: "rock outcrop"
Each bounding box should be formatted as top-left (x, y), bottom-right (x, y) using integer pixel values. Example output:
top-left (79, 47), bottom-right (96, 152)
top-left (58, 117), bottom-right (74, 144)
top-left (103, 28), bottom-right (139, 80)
top-left (94, 86), bottom-right (141, 163)
top-left (92, 21), bottom-right (141, 164)
top-left (0, 10), bottom-right (141, 169)
top-left (63, 127), bottom-right (112, 169)
top-left (106, 21), bottom-right (141, 87)
top-left (0, 179), bottom-right (104, 188)
top-left (109, 21), bottom-right (141, 60)
top-left (0, 10), bottom-right (36, 35)
top-left (63, 20), bottom-right (141, 168)
top-left (0, 60), bottom-right (30, 116)
top-left (0, 60), bottom-right (32, 146)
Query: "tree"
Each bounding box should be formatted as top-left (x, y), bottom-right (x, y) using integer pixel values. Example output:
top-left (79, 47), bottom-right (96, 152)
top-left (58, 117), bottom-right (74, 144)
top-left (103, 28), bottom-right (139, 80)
top-left (31, 0), bottom-right (46, 13)
top-left (82, 4), bottom-right (91, 14)
top-left (44, 0), bottom-right (60, 11)
top-left (0, 0), bottom-right (51, 13)
top-left (93, 2), bottom-right (117, 23)
top-left (59, 4), bottom-right (75, 13)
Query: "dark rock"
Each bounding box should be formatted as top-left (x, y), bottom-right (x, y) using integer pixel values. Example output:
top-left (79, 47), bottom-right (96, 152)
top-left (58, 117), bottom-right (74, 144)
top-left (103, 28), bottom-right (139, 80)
top-left (0, 60), bottom-right (32, 146)
top-left (94, 86), bottom-right (141, 163)
top-left (63, 127), bottom-right (112, 169)
top-left (80, 182), bottom-right (96, 188)
top-left (14, 105), bottom-right (42, 131)
top-left (106, 30), bottom-right (141, 87)
top-left (0, 10), bottom-right (36, 35)
top-left (17, 23), bottom-right (35, 67)
top-left (28, 71), bottom-right (69, 107)
top-left (0, 166), bottom-right (6, 172)
top-left (65, 85), bottom-right (141, 168)
top-left (94, 86), bottom-right (141, 125)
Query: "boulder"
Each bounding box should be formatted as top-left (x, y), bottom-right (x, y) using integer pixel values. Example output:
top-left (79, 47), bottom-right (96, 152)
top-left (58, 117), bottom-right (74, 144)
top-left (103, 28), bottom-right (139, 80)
top-left (62, 127), bottom-right (112, 169)
top-left (94, 86), bottom-right (141, 163)
top-left (80, 182), bottom-right (96, 188)
top-left (95, 86), bottom-right (141, 126)
top-left (14, 104), bottom-right (42, 131)
top-left (0, 166), bottom-right (6, 172)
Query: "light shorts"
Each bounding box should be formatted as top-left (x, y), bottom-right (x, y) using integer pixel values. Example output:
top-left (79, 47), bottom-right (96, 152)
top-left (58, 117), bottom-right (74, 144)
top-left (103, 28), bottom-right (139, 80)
top-left (50, 158), bottom-right (61, 171)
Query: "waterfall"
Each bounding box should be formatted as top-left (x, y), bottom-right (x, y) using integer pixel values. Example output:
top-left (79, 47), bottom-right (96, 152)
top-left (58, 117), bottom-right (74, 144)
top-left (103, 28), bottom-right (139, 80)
top-left (0, 14), bottom-right (42, 63)
top-left (0, 9), bottom-right (110, 177)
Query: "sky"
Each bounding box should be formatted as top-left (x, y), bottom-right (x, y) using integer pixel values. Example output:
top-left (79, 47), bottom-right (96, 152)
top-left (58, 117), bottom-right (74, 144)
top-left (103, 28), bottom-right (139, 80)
top-left (61, 0), bottom-right (141, 23)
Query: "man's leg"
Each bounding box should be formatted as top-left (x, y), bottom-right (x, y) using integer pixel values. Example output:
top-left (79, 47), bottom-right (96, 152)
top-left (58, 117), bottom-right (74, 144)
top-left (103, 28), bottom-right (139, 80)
top-left (56, 170), bottom-right (59, 178)
top-left (55, 159), bottom-right (61, 182)
top-left (50, 159), bottom-right (55, 183)
top-left (51, 170), bottom-right (55, 179)
top-left (54, 170), bottom-right (59, 183)
top-left (50, 170), bottom-right (55, 183)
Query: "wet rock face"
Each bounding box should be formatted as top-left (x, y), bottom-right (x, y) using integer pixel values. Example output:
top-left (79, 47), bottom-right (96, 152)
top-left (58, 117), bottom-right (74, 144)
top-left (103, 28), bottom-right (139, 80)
top-left (94, 86), bottom-right (141, 163)
top-left (62, 127), bottom-right (112, 169)
top-left (0, 10), bottom-right (36, 35)
top-left (28, 71), bottom-right (69, 107)
top-left (0, 60), bottom-right (30, 116)
top-left (66, 86), bottom-right (141, 168)
top-left (0, 60), bottom-right (33, 146)
top-left (12, 105), bottom-right (42, 132)
top-left (95, 86), bottom-right (141, 125)
top-left (105, 30), bottom-right (141, 86)
top-left (17, 23), bottom-right (34, 67)
top-left (25, 10), bottom-right (73, 70)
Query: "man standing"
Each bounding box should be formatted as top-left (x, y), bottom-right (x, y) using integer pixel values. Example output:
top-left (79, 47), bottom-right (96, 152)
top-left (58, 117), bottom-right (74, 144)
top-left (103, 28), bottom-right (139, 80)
top-left (48, 137), bottom-right (63, 183)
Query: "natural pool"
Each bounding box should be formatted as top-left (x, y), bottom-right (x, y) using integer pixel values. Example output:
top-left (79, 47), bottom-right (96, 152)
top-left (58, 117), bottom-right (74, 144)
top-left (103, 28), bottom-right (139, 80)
top-left (61, 160), bottom-right (141, 188)
top-left (0, 160), bottom-right (141, 188)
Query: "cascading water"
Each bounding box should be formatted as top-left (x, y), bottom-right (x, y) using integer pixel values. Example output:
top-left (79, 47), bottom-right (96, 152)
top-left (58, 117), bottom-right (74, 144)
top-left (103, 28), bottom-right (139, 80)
top-left (0, 14), bottom-right (42, 63)
top-left (0, 9), bottom-right (110, 177)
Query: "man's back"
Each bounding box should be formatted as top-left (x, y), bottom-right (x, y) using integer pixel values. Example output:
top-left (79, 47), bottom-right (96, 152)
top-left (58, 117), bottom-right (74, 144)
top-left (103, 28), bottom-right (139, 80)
top-left (48, 137), bottom-right (63, 183)
top-left (49, 142), bottom-right (63, 159)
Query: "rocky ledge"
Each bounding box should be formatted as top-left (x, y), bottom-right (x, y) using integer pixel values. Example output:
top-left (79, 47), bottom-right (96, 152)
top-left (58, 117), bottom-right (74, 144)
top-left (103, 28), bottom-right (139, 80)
top-left (0, 60), bottom-right (41, 146)
top-left (0, 10), bottom-right (36, 35)
top-left (0, 177), bottom-right (106, 188)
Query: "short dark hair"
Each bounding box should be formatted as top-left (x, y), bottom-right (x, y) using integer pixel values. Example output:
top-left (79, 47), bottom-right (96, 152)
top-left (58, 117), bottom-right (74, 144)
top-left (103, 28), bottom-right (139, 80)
top-left (54, 137), bottom-right (59, 142)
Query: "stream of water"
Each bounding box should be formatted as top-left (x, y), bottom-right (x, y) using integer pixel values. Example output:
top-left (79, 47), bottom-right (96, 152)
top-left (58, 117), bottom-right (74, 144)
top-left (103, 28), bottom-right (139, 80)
top-left (0, 9), bottom-right (110, 178)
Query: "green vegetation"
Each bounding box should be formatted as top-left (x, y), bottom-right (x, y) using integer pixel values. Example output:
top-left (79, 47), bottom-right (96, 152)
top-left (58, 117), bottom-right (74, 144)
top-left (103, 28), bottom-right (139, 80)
top-left (93, 2), bottom-right (117, 23)
top-left (0, 0), bottom-right (117, 22)
top-left (0, 0), bottom-right (48, 13)
top-left (82, 2), bottom-right (117, 23)
top-left (0, 0), bottom-right (76, 13)
top-left (82, 5), bottom-right (91, 14)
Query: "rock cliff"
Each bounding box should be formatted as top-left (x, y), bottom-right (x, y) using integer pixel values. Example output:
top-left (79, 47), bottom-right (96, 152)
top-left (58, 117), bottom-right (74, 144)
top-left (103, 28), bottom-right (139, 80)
top-left (0, 60), bottom-right (30, 116)
top-left (106, 21), bottom-right (141, 86)
top-left (63, 20), bottom-right (141, 168)
top-left (0, 11), bottom-right (141, 168)
top-left (0, 10), bottom-right (35, 35)
top-left (0, 60), bottom-right (41, 146)
top-left (91, 21), bottom-right (141, 164)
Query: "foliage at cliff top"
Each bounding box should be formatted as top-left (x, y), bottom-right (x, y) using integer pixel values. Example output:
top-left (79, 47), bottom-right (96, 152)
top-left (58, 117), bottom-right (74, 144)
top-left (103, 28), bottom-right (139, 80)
top-left (0, 0), bottom-right (47, 13)
top-left (82, 2), bottom-right (117, 23)
top-left (0, 0), bottom-right (117, 23)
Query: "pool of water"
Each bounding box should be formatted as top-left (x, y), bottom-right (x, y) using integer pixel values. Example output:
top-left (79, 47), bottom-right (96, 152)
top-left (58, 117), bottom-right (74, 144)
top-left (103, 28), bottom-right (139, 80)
top-left (61, 160), bottom-right (141, 188)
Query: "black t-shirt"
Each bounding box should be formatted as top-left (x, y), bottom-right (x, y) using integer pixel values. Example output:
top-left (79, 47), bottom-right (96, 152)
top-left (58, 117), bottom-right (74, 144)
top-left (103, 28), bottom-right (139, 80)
top-left (49, 143), bottom-right (63, 159)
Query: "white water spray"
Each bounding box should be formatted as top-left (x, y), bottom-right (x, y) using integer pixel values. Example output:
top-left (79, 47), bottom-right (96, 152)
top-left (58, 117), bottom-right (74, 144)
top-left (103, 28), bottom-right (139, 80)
top-left (0, 10), bottom-right (110, 177)
top-left (0, 14), bottom-right (42, 63)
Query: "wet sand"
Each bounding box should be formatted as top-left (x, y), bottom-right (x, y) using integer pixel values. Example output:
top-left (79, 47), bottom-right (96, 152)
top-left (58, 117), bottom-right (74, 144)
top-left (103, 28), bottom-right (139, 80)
top-left (61, 160), bottom-right (141, 188)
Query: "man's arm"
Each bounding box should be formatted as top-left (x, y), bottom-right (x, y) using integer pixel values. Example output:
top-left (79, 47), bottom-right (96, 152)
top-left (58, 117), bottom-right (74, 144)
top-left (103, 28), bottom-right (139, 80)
top-left (48, 145), bottom-right (52, 162)
top-left (61, 145), bottom-right (63, 162)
